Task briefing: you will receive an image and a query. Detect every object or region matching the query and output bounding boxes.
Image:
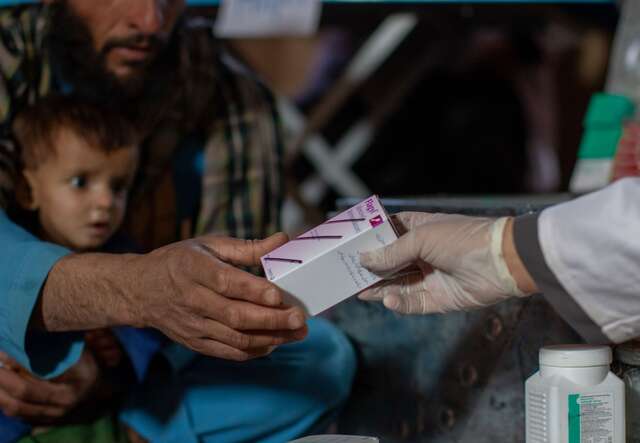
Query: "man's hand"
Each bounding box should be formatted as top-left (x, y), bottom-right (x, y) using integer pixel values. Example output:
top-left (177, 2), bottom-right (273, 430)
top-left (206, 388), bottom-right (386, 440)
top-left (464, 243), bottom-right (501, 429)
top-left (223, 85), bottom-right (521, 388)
top-left (128, 233), bottom-right (308, 360)
top-left (0, 350), bottom-right (98, 424)
top-left (358, 212), bottom-right (537, 314)
top-left (37, 233), bottom-right (308, 361)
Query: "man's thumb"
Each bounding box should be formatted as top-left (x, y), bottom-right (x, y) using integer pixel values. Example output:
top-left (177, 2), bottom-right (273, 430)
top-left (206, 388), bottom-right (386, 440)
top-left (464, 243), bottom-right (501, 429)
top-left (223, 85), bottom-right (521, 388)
top-left (199, 232), bottom-right (289, 266)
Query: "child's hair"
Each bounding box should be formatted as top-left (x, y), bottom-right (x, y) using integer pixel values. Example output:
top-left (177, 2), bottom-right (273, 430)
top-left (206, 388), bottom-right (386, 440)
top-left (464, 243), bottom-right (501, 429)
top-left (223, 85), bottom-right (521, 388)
top-left (13, 95), bottom-right (140, 170)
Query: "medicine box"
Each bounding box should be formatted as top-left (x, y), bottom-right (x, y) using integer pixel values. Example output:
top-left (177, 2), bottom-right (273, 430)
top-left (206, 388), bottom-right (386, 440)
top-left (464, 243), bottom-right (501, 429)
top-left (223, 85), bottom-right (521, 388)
top-left (261, 195), bottom-right (398, 316)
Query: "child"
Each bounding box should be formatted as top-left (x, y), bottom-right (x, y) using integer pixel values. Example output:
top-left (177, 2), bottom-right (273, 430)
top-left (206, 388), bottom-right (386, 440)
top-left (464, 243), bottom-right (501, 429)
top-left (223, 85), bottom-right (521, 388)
top-left (12, 96), bottom-right (140, 253)
top-left (5, 96), bottom-right (142, 441)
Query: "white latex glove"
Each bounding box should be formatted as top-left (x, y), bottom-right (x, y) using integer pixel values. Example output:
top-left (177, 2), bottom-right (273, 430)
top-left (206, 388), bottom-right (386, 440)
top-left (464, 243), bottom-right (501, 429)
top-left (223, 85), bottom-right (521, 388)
top-left (358, 212), bottom-right (530, 314)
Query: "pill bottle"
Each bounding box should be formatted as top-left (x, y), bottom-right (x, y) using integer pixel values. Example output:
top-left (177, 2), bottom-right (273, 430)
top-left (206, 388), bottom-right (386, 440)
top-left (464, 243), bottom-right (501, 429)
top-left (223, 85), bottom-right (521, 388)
top-left (525, 345), bottom-right (625, 443)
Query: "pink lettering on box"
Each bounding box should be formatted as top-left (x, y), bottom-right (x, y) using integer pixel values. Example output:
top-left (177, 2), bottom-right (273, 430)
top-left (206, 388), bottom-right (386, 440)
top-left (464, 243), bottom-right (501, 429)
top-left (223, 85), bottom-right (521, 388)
top-left (365, 198), bottom-right (378, 214)
top-left (369, 215), bottom-right (383, 228)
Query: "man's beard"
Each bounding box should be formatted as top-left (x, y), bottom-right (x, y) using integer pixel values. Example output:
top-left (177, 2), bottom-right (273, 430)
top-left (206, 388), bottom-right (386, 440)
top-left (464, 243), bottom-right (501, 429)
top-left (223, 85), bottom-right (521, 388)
top-left (46, 2), bottom-right (181, 127)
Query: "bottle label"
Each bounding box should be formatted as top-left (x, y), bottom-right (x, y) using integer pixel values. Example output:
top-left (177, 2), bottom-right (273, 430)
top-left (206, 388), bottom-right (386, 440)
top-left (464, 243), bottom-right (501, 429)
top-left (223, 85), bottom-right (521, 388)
top-left (568, 393), bottom-right (615, 443)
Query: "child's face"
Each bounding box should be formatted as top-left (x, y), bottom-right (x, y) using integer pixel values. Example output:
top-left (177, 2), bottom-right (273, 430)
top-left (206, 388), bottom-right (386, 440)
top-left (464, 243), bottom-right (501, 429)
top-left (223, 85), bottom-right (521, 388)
top-left (23, 128), bottom-right (138, 251)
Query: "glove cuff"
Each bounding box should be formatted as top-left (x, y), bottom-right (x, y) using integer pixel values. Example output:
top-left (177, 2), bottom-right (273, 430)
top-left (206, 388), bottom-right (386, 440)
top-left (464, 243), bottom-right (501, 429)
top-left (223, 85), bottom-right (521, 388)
top-left (490, 217), bottom-right (526, 297)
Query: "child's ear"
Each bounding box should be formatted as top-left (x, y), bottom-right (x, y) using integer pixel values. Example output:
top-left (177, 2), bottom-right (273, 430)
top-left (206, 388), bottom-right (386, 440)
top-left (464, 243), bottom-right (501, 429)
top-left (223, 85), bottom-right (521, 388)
top-left (17, 170), bottom-right (39, 211)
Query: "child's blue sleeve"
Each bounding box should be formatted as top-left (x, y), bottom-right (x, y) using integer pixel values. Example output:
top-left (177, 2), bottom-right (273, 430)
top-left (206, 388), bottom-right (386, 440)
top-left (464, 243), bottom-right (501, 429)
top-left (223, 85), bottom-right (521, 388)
top-left (0, 413), bottom-right (30, 443)
top-left (0, 209), bottom-right (84, 378)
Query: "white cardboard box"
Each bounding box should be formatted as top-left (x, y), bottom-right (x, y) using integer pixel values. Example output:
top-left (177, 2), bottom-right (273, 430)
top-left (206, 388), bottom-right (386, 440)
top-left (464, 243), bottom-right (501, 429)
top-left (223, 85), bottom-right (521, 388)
top-left (261, 196), bottom-right (398, 316)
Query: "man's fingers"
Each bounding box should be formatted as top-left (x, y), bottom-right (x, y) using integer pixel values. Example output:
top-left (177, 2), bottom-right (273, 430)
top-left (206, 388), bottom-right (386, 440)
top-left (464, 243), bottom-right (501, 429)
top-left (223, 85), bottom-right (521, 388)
top-left (198, 233), bottom-right (289, 267)
top-left (0, 368), bottom-right (75, 407)
top-left (201, 319), bottom-right (308, 350)
top-left (190, 338), bottom-right (277, 362)
top-left (209, 298), bottom-right (306, 332)
top-left (0, 389), bottom-right (66, 422)
top-left (197, 262), bottom-right (284, 307)
top-left (0, 352), bottom-right (20, 371)
top-left (254, 232), bottom-right (289, 258)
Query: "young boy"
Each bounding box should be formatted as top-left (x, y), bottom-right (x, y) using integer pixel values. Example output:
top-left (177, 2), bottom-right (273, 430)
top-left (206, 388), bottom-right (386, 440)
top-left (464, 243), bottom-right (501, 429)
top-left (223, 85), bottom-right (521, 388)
top-left (4, 96), bottom-right (142, 441)
top-left (12, 96), bottom-right (140, 253)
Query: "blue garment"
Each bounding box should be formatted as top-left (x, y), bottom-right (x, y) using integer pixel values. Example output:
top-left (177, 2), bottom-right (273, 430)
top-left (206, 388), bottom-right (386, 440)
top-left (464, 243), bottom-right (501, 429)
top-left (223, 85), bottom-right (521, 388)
top-left (0, 210), bottom-right (78, 443)
top-left (120, 318), bottom-right (356, 443)
top-left (112, 327), bottom-right (167, 382)
top-left (0, 210), bottom-right (81, 378)
top-left (0, 414), bottom-right (29, 443)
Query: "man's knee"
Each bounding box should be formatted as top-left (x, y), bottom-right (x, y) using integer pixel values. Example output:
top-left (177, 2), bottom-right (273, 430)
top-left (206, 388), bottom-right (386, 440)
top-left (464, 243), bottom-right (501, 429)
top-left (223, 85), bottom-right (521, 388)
top-left (294, 318), bottom-right (357, 408)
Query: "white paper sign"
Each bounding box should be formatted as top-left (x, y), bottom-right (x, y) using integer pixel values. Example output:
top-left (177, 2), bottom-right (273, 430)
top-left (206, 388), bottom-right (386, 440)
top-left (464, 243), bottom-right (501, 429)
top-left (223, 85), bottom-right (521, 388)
top-left (215, 0), bottom-right (322, 37)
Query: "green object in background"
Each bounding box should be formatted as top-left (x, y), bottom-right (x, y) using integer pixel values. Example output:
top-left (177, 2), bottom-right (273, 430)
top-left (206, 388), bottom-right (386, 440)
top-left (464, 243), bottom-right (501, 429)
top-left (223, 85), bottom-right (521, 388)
top-left (577, 93), bottom-right (635, 159)
top-left (571, 92), bottom-right (634, 192)
top-left (16, 415), bottom-right (130, 443)
top-left (578, 127), bottom-right (623, 159)
top-left (583, 93), bottom-right (635, 128)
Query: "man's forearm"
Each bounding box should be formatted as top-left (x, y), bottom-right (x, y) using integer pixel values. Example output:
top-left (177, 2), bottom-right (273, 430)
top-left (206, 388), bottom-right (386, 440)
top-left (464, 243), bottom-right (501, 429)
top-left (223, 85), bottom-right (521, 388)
top-left (32, 253), bottom-right (142, 332)
top-left (26, 232), bottom-right (311, 364)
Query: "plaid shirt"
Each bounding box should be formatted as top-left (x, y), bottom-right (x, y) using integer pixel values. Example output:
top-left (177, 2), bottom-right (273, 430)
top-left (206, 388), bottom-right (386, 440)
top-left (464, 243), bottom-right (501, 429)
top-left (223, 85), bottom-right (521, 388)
top-left (0, 5), bottom-right (283, 249)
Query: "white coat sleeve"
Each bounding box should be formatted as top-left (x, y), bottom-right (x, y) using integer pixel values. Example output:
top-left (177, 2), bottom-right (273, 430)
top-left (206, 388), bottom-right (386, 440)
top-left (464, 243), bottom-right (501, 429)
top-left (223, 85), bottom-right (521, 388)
top-left (537, 177), bottom-right (640, 343)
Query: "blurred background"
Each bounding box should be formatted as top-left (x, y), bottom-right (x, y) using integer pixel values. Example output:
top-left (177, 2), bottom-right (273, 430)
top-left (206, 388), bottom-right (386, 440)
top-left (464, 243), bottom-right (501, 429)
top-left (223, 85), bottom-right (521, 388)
top-left (192, 2), bottom-right (620, 232)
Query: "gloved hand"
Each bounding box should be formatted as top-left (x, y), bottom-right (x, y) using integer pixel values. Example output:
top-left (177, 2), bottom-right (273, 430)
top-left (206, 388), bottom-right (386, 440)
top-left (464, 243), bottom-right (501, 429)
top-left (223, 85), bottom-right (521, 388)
top-left (358, 212), bottom-right (535, 314)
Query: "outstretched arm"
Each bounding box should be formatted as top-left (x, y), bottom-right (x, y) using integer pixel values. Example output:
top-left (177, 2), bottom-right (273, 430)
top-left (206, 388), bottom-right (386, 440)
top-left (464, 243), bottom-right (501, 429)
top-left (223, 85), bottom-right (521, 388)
top-left (35, 233), bottom-right (308, 362)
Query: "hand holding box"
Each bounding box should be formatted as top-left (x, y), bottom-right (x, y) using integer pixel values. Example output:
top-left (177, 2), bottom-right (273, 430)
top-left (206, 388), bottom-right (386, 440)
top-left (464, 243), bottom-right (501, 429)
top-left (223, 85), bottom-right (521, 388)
top-left (261, 196), bottom-right (398, 316)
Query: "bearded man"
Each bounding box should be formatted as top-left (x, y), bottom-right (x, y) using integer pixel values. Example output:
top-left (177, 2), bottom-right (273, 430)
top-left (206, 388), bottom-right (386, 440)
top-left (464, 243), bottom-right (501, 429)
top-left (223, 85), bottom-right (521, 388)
top-left (0, 1), bottom-right (356, 442)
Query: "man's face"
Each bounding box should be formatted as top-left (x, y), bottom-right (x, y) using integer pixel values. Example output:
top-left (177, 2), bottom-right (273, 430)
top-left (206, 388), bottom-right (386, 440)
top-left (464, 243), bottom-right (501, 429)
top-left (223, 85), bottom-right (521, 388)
top-left (24, 128), bottom-right (139, 251)
top-left (56, 0), bottom-right (185, 82)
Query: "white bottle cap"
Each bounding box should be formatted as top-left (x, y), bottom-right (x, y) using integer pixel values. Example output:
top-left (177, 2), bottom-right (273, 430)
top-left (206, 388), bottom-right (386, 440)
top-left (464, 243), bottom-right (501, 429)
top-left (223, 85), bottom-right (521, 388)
top-left (540, 345), bottom-right (612, 368)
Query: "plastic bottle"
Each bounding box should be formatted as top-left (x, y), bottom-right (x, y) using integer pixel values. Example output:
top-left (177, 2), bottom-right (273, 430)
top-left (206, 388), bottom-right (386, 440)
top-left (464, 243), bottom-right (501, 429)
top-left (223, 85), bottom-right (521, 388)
top-left (525, 345), bottom-right (625, 443)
